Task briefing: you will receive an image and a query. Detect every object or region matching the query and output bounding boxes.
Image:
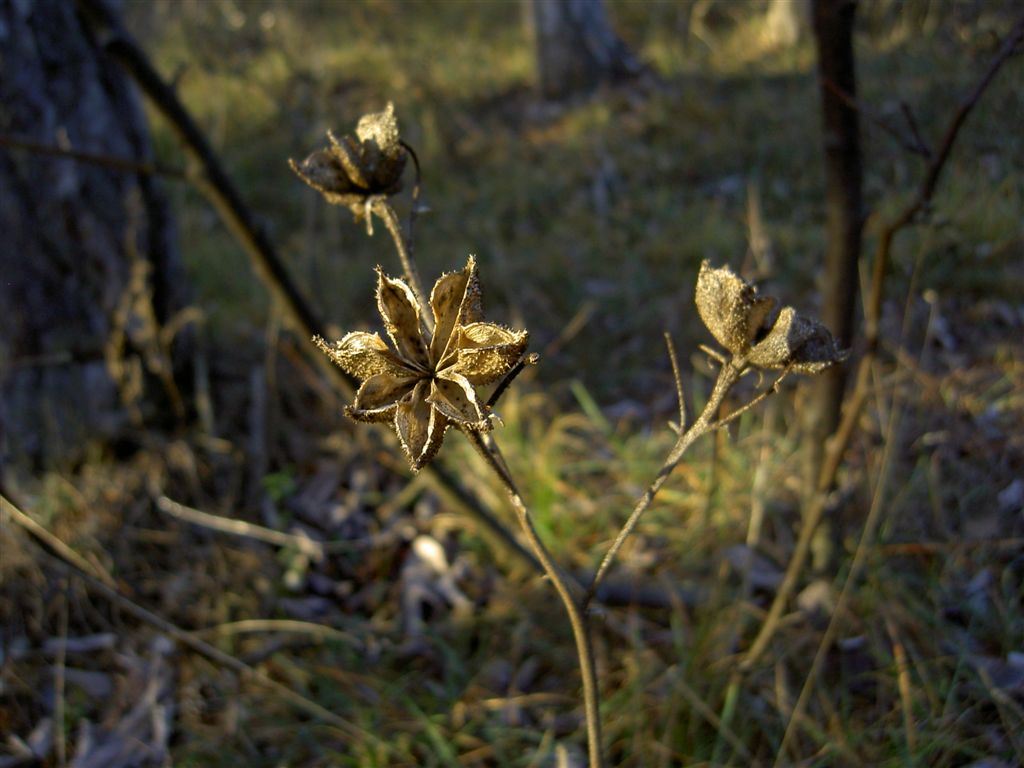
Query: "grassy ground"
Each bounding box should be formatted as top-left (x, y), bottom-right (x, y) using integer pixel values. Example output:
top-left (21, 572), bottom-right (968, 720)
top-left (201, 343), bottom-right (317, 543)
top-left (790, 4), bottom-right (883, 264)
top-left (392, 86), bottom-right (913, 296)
top-left (3, 1), bottom-right (1024, 766)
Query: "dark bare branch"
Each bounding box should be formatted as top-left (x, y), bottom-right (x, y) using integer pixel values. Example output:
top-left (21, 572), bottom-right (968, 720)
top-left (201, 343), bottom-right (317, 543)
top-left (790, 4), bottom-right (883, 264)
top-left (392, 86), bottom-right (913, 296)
top-left (0, 133), bottom-right (186, 179)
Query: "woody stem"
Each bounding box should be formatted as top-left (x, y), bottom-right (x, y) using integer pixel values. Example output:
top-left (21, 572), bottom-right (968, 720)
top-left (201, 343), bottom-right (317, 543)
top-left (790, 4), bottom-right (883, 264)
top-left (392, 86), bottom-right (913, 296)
top-left (463, 429), bottom-right (606, 768)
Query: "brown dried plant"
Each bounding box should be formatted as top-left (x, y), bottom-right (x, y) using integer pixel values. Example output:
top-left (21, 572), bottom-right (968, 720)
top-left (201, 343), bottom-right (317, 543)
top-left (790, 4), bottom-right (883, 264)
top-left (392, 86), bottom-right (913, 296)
top-left (694, 260), bottom-right (846, 374)
top-left (314, 256), bottom-right (528, 470)
top-left (296, 105), bottom-right (846, 768)
top-left (289, 102), bottom-right (406, 223)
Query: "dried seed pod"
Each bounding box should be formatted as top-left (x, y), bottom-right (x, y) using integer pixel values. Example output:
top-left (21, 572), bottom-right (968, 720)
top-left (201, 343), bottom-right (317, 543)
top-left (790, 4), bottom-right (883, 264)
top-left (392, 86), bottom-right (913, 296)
top-left (316, 256), bottom-right (529, 471)
top-left (695, 261), bottom-right (847, 374)
top-left (695, 261), bottom-right (777, 357)
top-left (748, 307), bottom-right (848, 374)
top-left (289, 102), bottom-right (407, 219)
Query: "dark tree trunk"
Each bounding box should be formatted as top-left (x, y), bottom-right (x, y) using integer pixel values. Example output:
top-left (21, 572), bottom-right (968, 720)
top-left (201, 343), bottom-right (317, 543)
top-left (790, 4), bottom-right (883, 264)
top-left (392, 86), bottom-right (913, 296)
top-left (530, 0), bottom-right (644, 101)
top-left (0, 0), bottom-right (189, 468)
top-left (803, 0), bottom-right (864, 563)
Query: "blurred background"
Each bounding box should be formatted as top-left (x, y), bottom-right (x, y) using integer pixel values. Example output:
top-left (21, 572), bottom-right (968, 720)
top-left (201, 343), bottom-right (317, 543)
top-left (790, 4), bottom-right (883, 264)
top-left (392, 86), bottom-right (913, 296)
top-left (2, 1), bottom-right (1023, 765)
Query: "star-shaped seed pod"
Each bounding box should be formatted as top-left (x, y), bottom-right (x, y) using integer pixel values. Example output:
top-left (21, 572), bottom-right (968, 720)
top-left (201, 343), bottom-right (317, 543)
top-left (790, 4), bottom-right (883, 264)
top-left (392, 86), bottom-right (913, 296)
top-left (695, 261), bottom-right (847, 374)
top-left (316, 256), bottom-right (529, 471)
top-left (289, 102), bottom-right (407, 219)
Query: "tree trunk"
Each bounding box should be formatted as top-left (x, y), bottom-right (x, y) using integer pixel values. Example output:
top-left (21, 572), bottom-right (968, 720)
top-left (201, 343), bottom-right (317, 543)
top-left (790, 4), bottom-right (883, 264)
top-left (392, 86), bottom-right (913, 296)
top-left (803, 0), bottom-right (864, 566)
top-left (0, 0), bottom-right (189, 468)
top-left (529, 0), bottom-right (644, 101)
top-left (764, 0), bottom-right (808, 47)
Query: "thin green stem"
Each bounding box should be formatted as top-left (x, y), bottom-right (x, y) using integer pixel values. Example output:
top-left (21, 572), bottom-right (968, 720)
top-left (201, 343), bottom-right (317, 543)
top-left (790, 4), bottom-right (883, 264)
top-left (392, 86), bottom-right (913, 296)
top-left (585, 360), bottom-right (743, 607)
top-left (463, 430), bottom-right (606, 768)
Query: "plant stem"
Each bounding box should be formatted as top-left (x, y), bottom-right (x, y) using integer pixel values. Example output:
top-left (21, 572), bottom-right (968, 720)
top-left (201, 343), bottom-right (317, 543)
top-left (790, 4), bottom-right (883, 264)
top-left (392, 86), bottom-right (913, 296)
top-left (463, 430), bottom-right (606, 768)
top-left (585, 360), bottom-right (743, 607)
top-left (373, 199), bottom-right (432, 333)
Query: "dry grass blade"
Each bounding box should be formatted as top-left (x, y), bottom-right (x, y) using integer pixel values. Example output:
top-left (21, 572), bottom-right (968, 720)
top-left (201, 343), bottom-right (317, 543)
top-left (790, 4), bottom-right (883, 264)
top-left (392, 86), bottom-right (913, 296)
top-left (155, 495), bottom-right (324, 560)
top-left (884, 613), bottom-right (918, 757)
top-left (193, 619), bottom-right (359, 647)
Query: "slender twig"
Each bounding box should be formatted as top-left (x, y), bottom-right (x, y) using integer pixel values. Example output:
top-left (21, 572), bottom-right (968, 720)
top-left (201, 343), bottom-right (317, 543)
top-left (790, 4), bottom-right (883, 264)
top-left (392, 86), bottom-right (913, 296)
top-left (487, 352), bottom-right (540, 409)
top-left (900, 101), bottom-right (930, 158)
top-left (463, 429), bottom-right (606, 768)
top-left (664, 332), bottom-right (687, 430)
top-left (884, 612), bottom-right (918, 758)
top-left (156, 495), bottom-right (324, 560)
top-left (820, 78), bottom-right (931, 158)
top-left (399, 139), bottom-right (423, 248)
top-left (194, 619), bottom-right (359, 646)
top-left (76, 0), bottom-right (331, 364)
top-left (1, 494), bottom-right (117, 588)
top-left (54, 590), bottom-right (68, 767)
top-left (585, 358), bottom-right (744, 606)
top-left (742, 12), bottom-right (1024, 672)
top-left (668, 667), bottom-right (753, 762)
top-left (0, 133), bottom-right (187, 178)
top-left (708, 368), bottom-right (790, 433)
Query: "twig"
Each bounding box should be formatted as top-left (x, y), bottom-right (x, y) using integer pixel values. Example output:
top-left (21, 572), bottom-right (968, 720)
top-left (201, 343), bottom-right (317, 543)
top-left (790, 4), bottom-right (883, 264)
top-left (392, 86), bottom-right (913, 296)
top-left (486, 352), bottom-right (540, 409)
top-left (0, 133), bottom-right (187, 178)
top-left (820, 79), bottom-right (931, 158)
top-left (900, 101), bottom-right (930, 158)
top-left (75, 0), bottom-right (331, 371)
top-left (1, 494), bottom-right (116, 588)
top-left (669, 668), bottom-right (753, 762)
top-left (664, 332), bottom-right (687, 430)
top-left (421, 459), bottom-right (542, 573)
top-left (156, 495), bottom-right (324, 560)
top-left (708, 368), bottom-right (790, 433)
top-left (55, 590), bottom-right (68, 767)
top-left (463, 429), bottom-right (606, 768)
top-left (742, 12), bottom-right (1024, 672)
top-left (878, 537), bottom-right (1024, 555)
top-left (399, 139), bottom-right (423, 251)
top-left (585, 358), bottom-right (744, 606)
top-left (193, 619), bottom-right (359, 646)
top-left (884, 613), bottom-right (918, 758)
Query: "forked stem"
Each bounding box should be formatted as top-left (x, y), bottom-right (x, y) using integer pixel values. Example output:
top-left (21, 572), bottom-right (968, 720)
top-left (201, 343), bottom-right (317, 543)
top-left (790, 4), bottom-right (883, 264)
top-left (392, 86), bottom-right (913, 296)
top-left (463, 429), bottom-right (606, 768)
top-left (585, 359), bottom-right (745, 607)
